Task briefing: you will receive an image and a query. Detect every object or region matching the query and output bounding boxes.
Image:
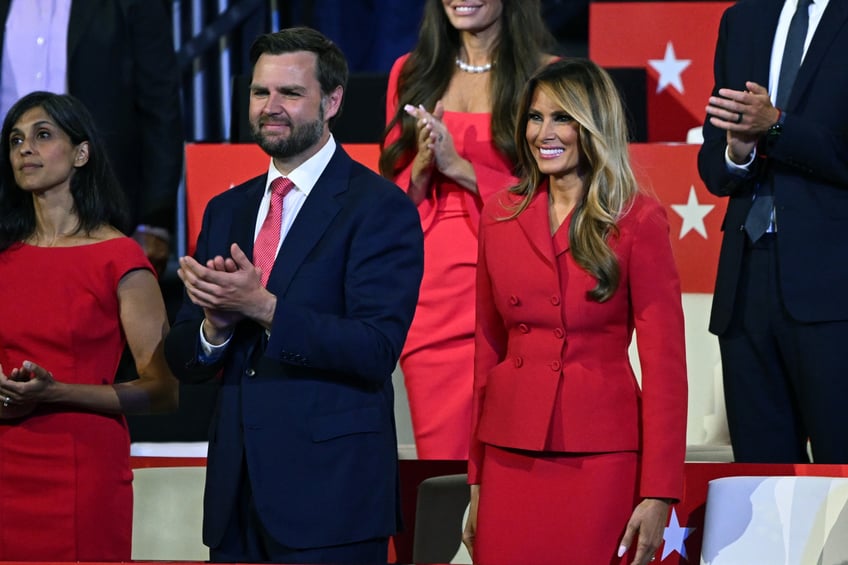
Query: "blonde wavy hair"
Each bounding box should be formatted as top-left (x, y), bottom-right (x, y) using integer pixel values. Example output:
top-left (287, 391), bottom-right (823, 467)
top-left (507, 58), bottom-right (639, 302)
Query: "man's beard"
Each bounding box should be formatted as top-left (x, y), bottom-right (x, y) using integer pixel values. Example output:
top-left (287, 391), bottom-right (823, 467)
top-left (251, 108), bottom-right (324, 160)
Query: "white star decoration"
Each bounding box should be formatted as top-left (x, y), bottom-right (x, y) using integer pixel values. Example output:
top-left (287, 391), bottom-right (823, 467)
top-left (661, 508), bottom-right (696, 561)
top-left (671, 186), bottom-right (714, 239)
top-left (648, 41), bottom-right (691, 94)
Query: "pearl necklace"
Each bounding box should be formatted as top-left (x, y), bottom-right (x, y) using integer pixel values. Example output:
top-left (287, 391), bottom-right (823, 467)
top-left (455, 57), bottom-right (492, 74)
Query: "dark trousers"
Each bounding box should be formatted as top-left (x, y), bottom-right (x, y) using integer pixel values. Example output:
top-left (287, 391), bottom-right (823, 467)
top-left (719, 234), bottom-right (848, 463)
top-left (209, 463), bottom-right (388, 564)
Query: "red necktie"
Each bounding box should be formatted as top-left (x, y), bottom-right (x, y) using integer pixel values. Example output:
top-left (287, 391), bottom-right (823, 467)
top-left (254, 177), bottom-right (294, 286)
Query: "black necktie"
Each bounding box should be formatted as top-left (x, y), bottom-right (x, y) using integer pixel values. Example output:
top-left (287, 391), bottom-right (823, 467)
top-left (776, 0), bottom-right (813, 110)
top-left (745, 0), bottom-right (813, 242)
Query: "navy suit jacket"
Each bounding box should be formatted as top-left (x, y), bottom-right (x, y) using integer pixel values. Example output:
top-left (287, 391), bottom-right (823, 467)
top-left (0, 0), bottom-right (183, 232)
top-left (164, 145), bottom-right (424, 549)
top-left (698, 0), bottom-right (848, 334)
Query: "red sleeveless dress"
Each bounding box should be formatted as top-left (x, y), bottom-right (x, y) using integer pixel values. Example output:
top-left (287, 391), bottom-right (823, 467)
top-left (385, 54), bottom-right (518, 459)
top-left (0, 238), bottom-right (152, 561)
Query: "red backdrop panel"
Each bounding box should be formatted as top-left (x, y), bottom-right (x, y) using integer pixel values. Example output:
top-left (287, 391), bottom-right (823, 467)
top-left (629, 143), bottom-right (725, 294)
top-left (183, 143), bottom-right (381, 256)
top-left (590, 2), bottom-right (732, 142)
top-left (185, 143), bottom-right (723, 293)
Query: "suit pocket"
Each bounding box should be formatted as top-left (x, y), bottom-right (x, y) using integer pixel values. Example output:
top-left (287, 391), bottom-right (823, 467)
top-left (309, 404), bottom-right (382, 442)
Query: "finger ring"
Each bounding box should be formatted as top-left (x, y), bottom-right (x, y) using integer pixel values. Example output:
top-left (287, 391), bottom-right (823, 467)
top-left (735, 112), bottom-right (743, 124)
top-left (3, 396), bottom-right (9, 407)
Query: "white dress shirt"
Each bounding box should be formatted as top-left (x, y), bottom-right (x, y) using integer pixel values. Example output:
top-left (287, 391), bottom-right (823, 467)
top-left (199, 136), bottom-right (338, 357)
top-left (726, 0), bottom-right (830, 174)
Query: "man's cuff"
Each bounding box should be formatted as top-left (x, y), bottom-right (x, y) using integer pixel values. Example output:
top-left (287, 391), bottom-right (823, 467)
top-left (724, 145), bottom-right (757, 176)
top-left (198, 321), bottom-right (232, 364)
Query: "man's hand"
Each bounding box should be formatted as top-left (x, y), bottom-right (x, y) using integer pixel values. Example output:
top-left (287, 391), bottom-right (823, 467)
top-left (706, 81), bottom-right (781, 163)
top-left (178, 243), bottom-right (277, 334)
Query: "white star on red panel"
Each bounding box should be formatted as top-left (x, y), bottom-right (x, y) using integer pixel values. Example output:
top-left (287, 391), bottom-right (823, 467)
top-left (671, 186), bottom-right (714, 239)
top-left (648, 41), bottom-right (692, 94)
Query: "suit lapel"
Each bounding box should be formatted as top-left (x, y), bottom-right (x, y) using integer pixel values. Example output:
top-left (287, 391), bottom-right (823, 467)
top-left (230, 176), bottom-right (266, 261)
top-left (788, 0), bottom-right (848, 109)
top-left (750, 2), bottom-right (785, 86)
top-left (266, 147), bottom-right (347, 295)
top-left (516, 184), bottom-right (556, 269)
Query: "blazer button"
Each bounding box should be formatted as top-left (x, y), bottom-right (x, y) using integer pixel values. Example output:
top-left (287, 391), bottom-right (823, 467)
top-left (509, 295), bottom-right (520, 306)
top-left (245, 368), bottom-right (256, 377)
top-left (514, 356), bottom-right (524, 368)
top-left (550, 360), bottom-right (561, 371)
top-left (518, 323), bottom-right (530, 334)
top-left (553, 328), bottom-right (564, 339)
top-left (550, 295), bottom-right (561, 306)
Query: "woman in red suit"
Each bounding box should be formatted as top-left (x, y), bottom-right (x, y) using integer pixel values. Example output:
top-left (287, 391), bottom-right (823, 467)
top-left (463, 59), bottom-right (688, 565)
top-left (0, 92), bottom-right (178, 561)
top-left (380, 0), bottom-right (555, 459)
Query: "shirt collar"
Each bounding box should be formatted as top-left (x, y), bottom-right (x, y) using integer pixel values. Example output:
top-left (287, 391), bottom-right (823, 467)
top-left (264, 135), bottom-right (337, 196)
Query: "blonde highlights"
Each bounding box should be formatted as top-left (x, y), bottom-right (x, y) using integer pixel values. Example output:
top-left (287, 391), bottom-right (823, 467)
top-left (509, 59), bottom-right (639, 302)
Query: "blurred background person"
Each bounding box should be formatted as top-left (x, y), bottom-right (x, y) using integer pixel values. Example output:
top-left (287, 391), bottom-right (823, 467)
top-left (0, 91), bottom-right (178, 562)
top-left (463, 59), bottom-right (687, 565)
top-left (0, 0), bottom-right (184, 276)
top-left (379, 0), bottom-right (555, 460)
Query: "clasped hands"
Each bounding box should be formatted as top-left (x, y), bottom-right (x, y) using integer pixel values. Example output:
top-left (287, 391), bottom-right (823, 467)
top-left (705, 81), bottom-right (781, 164)
top-left (403, 101), bottom-right (476, 200)
top-left (0, 360), bottom-right (53, 418)
top-left (404, 101), bottom-right (453, 168)
top-left (177, 243), bottom-right (276, 340)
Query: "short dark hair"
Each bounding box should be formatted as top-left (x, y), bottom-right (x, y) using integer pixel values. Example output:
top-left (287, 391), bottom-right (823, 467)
top-left (0, 91), bottom-right (129, 252)
top-left (249, 27), bottom-right (349, 127)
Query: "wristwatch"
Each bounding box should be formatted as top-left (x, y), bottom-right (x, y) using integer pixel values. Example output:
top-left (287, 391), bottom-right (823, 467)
top-left (762, 109), bottom-right (786, 155)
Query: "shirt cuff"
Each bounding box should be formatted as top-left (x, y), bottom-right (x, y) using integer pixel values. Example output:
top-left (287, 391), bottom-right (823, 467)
top-left (724, 145), bottom-right (757, 175)
top-left (198, 321), bottom-right (232, 364)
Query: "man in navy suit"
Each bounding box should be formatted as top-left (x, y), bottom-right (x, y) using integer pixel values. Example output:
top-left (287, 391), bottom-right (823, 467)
top-left (164, 27), bottom-right (424, 564)
top-left (698, 0), bottom-right (848, 463)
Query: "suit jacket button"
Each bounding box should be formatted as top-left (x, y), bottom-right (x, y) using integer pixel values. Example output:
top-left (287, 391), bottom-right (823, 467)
top-left (514, 356), bottom-right (524, 368)
top-left (550, 360), bottom-right (561, 371)
top-left (554, 328), bottom-right (564, 338)
top-left (245, 368), bottom-right (256, 377)
top-left (550, 295), bottom-right (561, 306)
top-left (518, 323), bottom-right (530, 334)
top-left (509, 295), bottom-right (520, 306)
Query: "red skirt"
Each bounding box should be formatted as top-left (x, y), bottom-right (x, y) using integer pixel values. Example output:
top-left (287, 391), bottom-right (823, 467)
top-left (475, 445), bottom-right (639, 565)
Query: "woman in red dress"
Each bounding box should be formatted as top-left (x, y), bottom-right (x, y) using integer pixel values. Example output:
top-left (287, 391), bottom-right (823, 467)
top-left (380, 0), bottom-right (555, 459)
top-left (463, 59), bottom-right (688, 565)
top-left (0, 91), bottom-right (178, 561)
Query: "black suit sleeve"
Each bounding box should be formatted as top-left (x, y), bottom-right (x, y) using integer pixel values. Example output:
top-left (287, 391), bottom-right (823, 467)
top-left (124, 0), bottom-right (184, 231)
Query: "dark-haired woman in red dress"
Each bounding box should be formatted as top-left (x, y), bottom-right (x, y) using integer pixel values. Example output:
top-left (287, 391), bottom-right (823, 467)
top-left (0, 91), bottom-right (177, 561)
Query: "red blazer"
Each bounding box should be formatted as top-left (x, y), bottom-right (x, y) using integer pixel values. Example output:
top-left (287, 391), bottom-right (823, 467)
top-left (469, 186), bottom-right (687, 500)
